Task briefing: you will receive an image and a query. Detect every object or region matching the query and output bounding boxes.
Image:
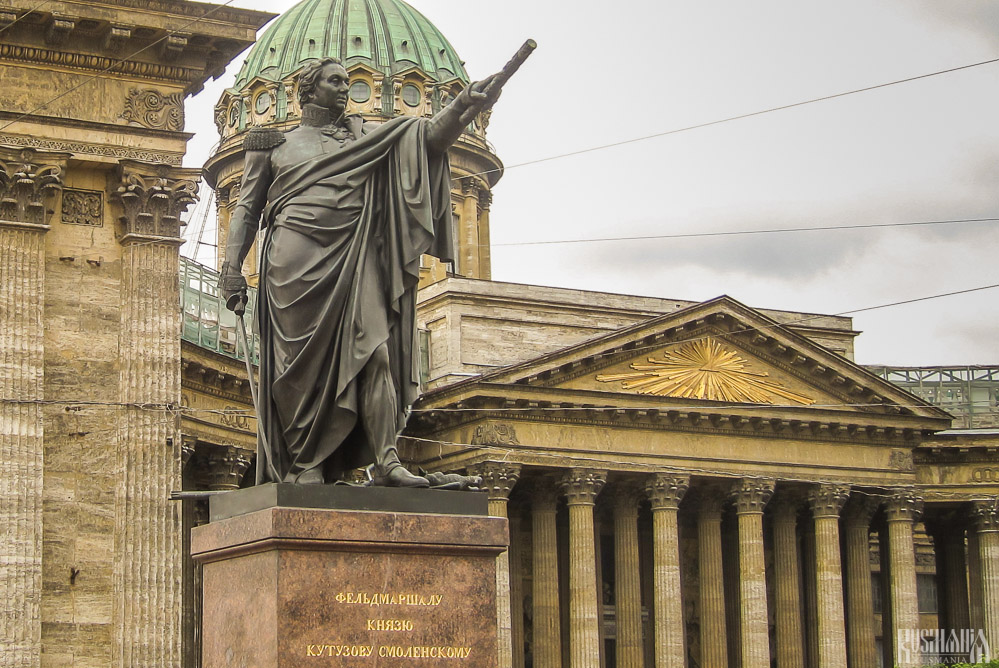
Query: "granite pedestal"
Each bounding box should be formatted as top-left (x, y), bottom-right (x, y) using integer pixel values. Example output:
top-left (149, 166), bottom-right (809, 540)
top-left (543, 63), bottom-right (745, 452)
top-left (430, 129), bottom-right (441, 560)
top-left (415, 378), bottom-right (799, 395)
top-left (191, 484), bottom-right (508, 668)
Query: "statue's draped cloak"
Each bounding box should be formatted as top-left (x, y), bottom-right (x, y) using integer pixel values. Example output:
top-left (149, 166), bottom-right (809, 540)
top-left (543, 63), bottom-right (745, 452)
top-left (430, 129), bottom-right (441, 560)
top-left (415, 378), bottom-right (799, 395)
top-left (252, 117), bottom-right (453, 483)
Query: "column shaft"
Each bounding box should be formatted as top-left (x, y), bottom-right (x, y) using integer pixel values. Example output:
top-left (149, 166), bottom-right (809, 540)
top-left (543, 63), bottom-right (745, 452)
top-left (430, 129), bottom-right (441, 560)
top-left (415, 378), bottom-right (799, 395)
top-left (941, 530), bottom-right (971, 630)
top-left (115, 239), bottom-right (185, 668)
top-left (613, 488), bottom-right (644, 668)
top-left (969, 529), bottom-right (984, 631)
top-left (698, 496), bottom-right (728, 668)
top-left (772, 501), bottom-right (804, 668)
top-left (562, 469), bottom-right (607, 668)
top-left (532, 484), bottom-right (562, 668)
top-left (0, 222), bottom-right (47, 668)
top-left (510, 511), bottom-right (526, 668)
top-left (885, 491), bottom-right (922, 668)
top-left (973, 501), bottom-right (999, 653)
top-left (646, 474), bottom-right (689, 668)
top-left (474, 463), bottom-right (521, 668)
top-left (843, 500), bottom-right (879, 668)
top-left (734, 480), bottom-right (775, 668)
top-left (809, 485), bottom-right (849, 668)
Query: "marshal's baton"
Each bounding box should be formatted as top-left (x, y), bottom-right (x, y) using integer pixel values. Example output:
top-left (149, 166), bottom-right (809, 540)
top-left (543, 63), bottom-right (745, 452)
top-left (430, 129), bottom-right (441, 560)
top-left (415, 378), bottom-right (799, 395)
top-left (479, 39), bottom-right (537, 104)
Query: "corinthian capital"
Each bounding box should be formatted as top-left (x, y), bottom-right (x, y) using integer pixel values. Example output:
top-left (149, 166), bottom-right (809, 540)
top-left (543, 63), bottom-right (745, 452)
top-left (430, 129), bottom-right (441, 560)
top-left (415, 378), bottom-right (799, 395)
top-left (560, 468), bottom-right (607, 506)
top-left (732, 478), bottom-right (775, 514)
top-left (884, 489), bottom-right (923, 523)
top-left (808, 483), bottom-right (851, 518)
top-left (972, 499), bottom-right (999, 533)
top-left (468, 461), bottom-right (521, 501)
top-left (0, 147), bottom-right (67, 227)
top-left (645, 473), bottom-right (690, 511)
top-left (113, 161), bottom-right (199, 242)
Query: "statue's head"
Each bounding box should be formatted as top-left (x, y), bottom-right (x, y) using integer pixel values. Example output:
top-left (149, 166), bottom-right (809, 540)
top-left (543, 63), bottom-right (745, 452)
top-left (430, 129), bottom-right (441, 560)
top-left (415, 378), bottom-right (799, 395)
top-left (297, 57), bottom-right (349, 112)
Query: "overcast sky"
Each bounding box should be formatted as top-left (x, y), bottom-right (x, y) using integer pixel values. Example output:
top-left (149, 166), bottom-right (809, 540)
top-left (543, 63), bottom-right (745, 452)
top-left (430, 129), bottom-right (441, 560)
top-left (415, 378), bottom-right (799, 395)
top-left (182, 0), bottom-right (999, 368)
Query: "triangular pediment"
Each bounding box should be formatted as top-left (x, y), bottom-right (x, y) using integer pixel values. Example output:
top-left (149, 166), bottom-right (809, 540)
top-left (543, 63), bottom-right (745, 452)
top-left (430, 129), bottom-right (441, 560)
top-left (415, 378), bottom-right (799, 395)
top-left (432, 296), bottom-right (949, 422)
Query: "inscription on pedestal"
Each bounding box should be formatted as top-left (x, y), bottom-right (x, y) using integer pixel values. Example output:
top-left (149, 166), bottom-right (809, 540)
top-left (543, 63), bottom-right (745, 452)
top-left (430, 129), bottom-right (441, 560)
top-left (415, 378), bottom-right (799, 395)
top-left (301, 592), bottom-right (473, 660)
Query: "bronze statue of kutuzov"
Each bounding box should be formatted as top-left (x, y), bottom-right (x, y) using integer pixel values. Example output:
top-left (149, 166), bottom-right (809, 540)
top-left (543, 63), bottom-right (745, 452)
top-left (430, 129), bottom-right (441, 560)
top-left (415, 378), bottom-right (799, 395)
top-left (220, 48), bottom-right (529, 488)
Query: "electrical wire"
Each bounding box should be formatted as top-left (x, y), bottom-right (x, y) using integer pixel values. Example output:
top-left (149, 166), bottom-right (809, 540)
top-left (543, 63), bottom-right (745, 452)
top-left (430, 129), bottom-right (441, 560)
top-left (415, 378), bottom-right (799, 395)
top-left (452, 56), bottom-right (999, 184)
top-left (490, 216), bottom-right (999, 248)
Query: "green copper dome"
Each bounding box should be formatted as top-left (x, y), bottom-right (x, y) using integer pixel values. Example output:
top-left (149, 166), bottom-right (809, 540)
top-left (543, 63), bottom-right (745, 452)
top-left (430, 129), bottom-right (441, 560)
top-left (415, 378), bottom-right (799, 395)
top-left (233, 0), bottom-right (469, 90)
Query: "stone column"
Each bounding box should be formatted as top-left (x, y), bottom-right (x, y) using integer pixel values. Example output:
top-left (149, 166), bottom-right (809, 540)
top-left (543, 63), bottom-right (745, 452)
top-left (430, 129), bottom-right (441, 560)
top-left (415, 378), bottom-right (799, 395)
top-left (0, 149), bottom-right (63, 668)
top-left (460, 179), bottom-right (480, 278)
top-left (972, 500), bottom-right (999, 652)
top-left (969, 528), bottom-right (984, 631)
top-left (612, 485), bottom-right (645, 668)
top-left (510, 509), bottom-right (526, 668)
top-left (472, 462), bottom-right (522, 668)
top-left (698, 493), bottom-right (729, 668)
top-left (732, 479), bottom-right (775, 668)
top-left (884, 490), bottom-right (923, 668)
top-left (560, 469), bottom-right (607, 668)
top-left (112, 164), bottom-right (198, 668)
top-left (531, 481), bottom-right (562, 668)
top-left (477, 188), bottom-right (493, 280)
top-left (771, 496), bottom-right (804, 668)
top-left (842, 497), bottom-right (880, 668)
top-left (645, 474), bottom-right (690, 668)
top-left (808, 484), bottom-right (850, 668)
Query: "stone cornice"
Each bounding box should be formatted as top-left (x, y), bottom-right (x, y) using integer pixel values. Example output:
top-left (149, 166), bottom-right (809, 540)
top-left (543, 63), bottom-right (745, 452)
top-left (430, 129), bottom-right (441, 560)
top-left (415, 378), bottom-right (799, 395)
top-left (0, 42), bottom-right (202, 84)
top-left (409, 390), bottom-right (938, 448)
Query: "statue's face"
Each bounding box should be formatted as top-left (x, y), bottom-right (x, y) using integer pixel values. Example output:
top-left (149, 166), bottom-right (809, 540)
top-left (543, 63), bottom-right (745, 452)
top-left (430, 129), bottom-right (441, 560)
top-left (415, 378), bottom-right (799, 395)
top-left (310, 63), bottom-right (349, 114)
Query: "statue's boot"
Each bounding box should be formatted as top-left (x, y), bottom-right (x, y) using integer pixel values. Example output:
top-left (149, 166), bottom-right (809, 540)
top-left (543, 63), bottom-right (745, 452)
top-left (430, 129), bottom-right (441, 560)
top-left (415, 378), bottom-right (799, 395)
top-left (379, 464), bottom-right (430, 488)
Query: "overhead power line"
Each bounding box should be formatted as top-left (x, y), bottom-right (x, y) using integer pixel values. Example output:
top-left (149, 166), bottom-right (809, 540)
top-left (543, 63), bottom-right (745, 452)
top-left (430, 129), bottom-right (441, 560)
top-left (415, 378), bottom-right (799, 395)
top-left (491, 216), bottom-right (999, 247)
top-left (455, 56), bottom-right (999, 183)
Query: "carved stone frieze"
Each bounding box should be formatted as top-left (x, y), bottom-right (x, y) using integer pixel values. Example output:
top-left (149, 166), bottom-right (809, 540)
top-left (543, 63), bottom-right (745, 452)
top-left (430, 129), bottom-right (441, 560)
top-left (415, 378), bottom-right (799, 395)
top-left (122, 89), bottom-right (185, 131)
top-left (645, 473), bottom-right (690, 510)
top-left (884, 489), bottom-right (923, 523)
top-left (470, 422), bottom-right (520, 446)
top-left (888, 449), bottom-right (915, 471)
top-left (113, 164), bottom-right (198, 241)
top-left (560, 468), bottom-right (606, 505)
top-left (808, 483), bottom-right (850, 518)
top-left (60, 188), bottom-right (103, 226)
top-left (0, 133), bottom-right (182, 165)
top-left (732, 478), bottom-right (775, 514)
top-left (0, 148), bottom-right (64, 226)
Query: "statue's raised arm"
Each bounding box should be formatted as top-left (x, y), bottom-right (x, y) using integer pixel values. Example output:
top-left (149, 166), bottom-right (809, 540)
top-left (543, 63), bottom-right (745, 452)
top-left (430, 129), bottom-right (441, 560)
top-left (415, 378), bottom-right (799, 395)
top-left (427, 39), bottom-right (536, 154)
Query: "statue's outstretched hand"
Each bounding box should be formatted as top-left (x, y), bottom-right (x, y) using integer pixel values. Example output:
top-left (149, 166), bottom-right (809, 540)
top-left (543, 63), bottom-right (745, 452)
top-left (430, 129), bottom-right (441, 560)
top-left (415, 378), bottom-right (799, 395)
top-left (457, 74), bottom-right (502, 126)
top-left (219, 261), bottom-right (248, 315)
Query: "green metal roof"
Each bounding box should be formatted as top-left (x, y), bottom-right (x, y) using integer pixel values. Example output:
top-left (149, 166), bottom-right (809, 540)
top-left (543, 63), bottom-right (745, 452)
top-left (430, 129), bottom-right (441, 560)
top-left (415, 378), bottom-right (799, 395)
top-left (233, 0), bottom-right (469, 90)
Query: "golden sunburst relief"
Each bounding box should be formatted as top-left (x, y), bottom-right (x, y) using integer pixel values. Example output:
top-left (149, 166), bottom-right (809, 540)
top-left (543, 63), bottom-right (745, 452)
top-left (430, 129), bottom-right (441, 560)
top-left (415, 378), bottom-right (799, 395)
top-left (595, 338), bottom-right (815, 405)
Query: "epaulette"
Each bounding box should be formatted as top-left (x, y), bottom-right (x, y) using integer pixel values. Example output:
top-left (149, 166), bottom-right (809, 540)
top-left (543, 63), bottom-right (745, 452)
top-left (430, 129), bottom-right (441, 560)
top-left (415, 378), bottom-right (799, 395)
top-left (244, 127), bottom-right (286, 151)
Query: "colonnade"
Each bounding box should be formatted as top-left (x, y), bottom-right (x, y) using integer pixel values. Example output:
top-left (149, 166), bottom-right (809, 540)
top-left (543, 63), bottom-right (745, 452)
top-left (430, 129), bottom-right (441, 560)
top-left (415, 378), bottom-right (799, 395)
top-left (473, 464), bottom-right (999, 668)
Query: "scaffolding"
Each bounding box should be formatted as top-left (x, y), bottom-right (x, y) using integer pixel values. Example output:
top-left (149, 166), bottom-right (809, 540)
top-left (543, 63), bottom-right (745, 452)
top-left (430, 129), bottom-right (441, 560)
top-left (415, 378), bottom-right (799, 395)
top-left (868, 365), bottom-right (999, 428)
top-left (180, 257), bottom-right (259, 364)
